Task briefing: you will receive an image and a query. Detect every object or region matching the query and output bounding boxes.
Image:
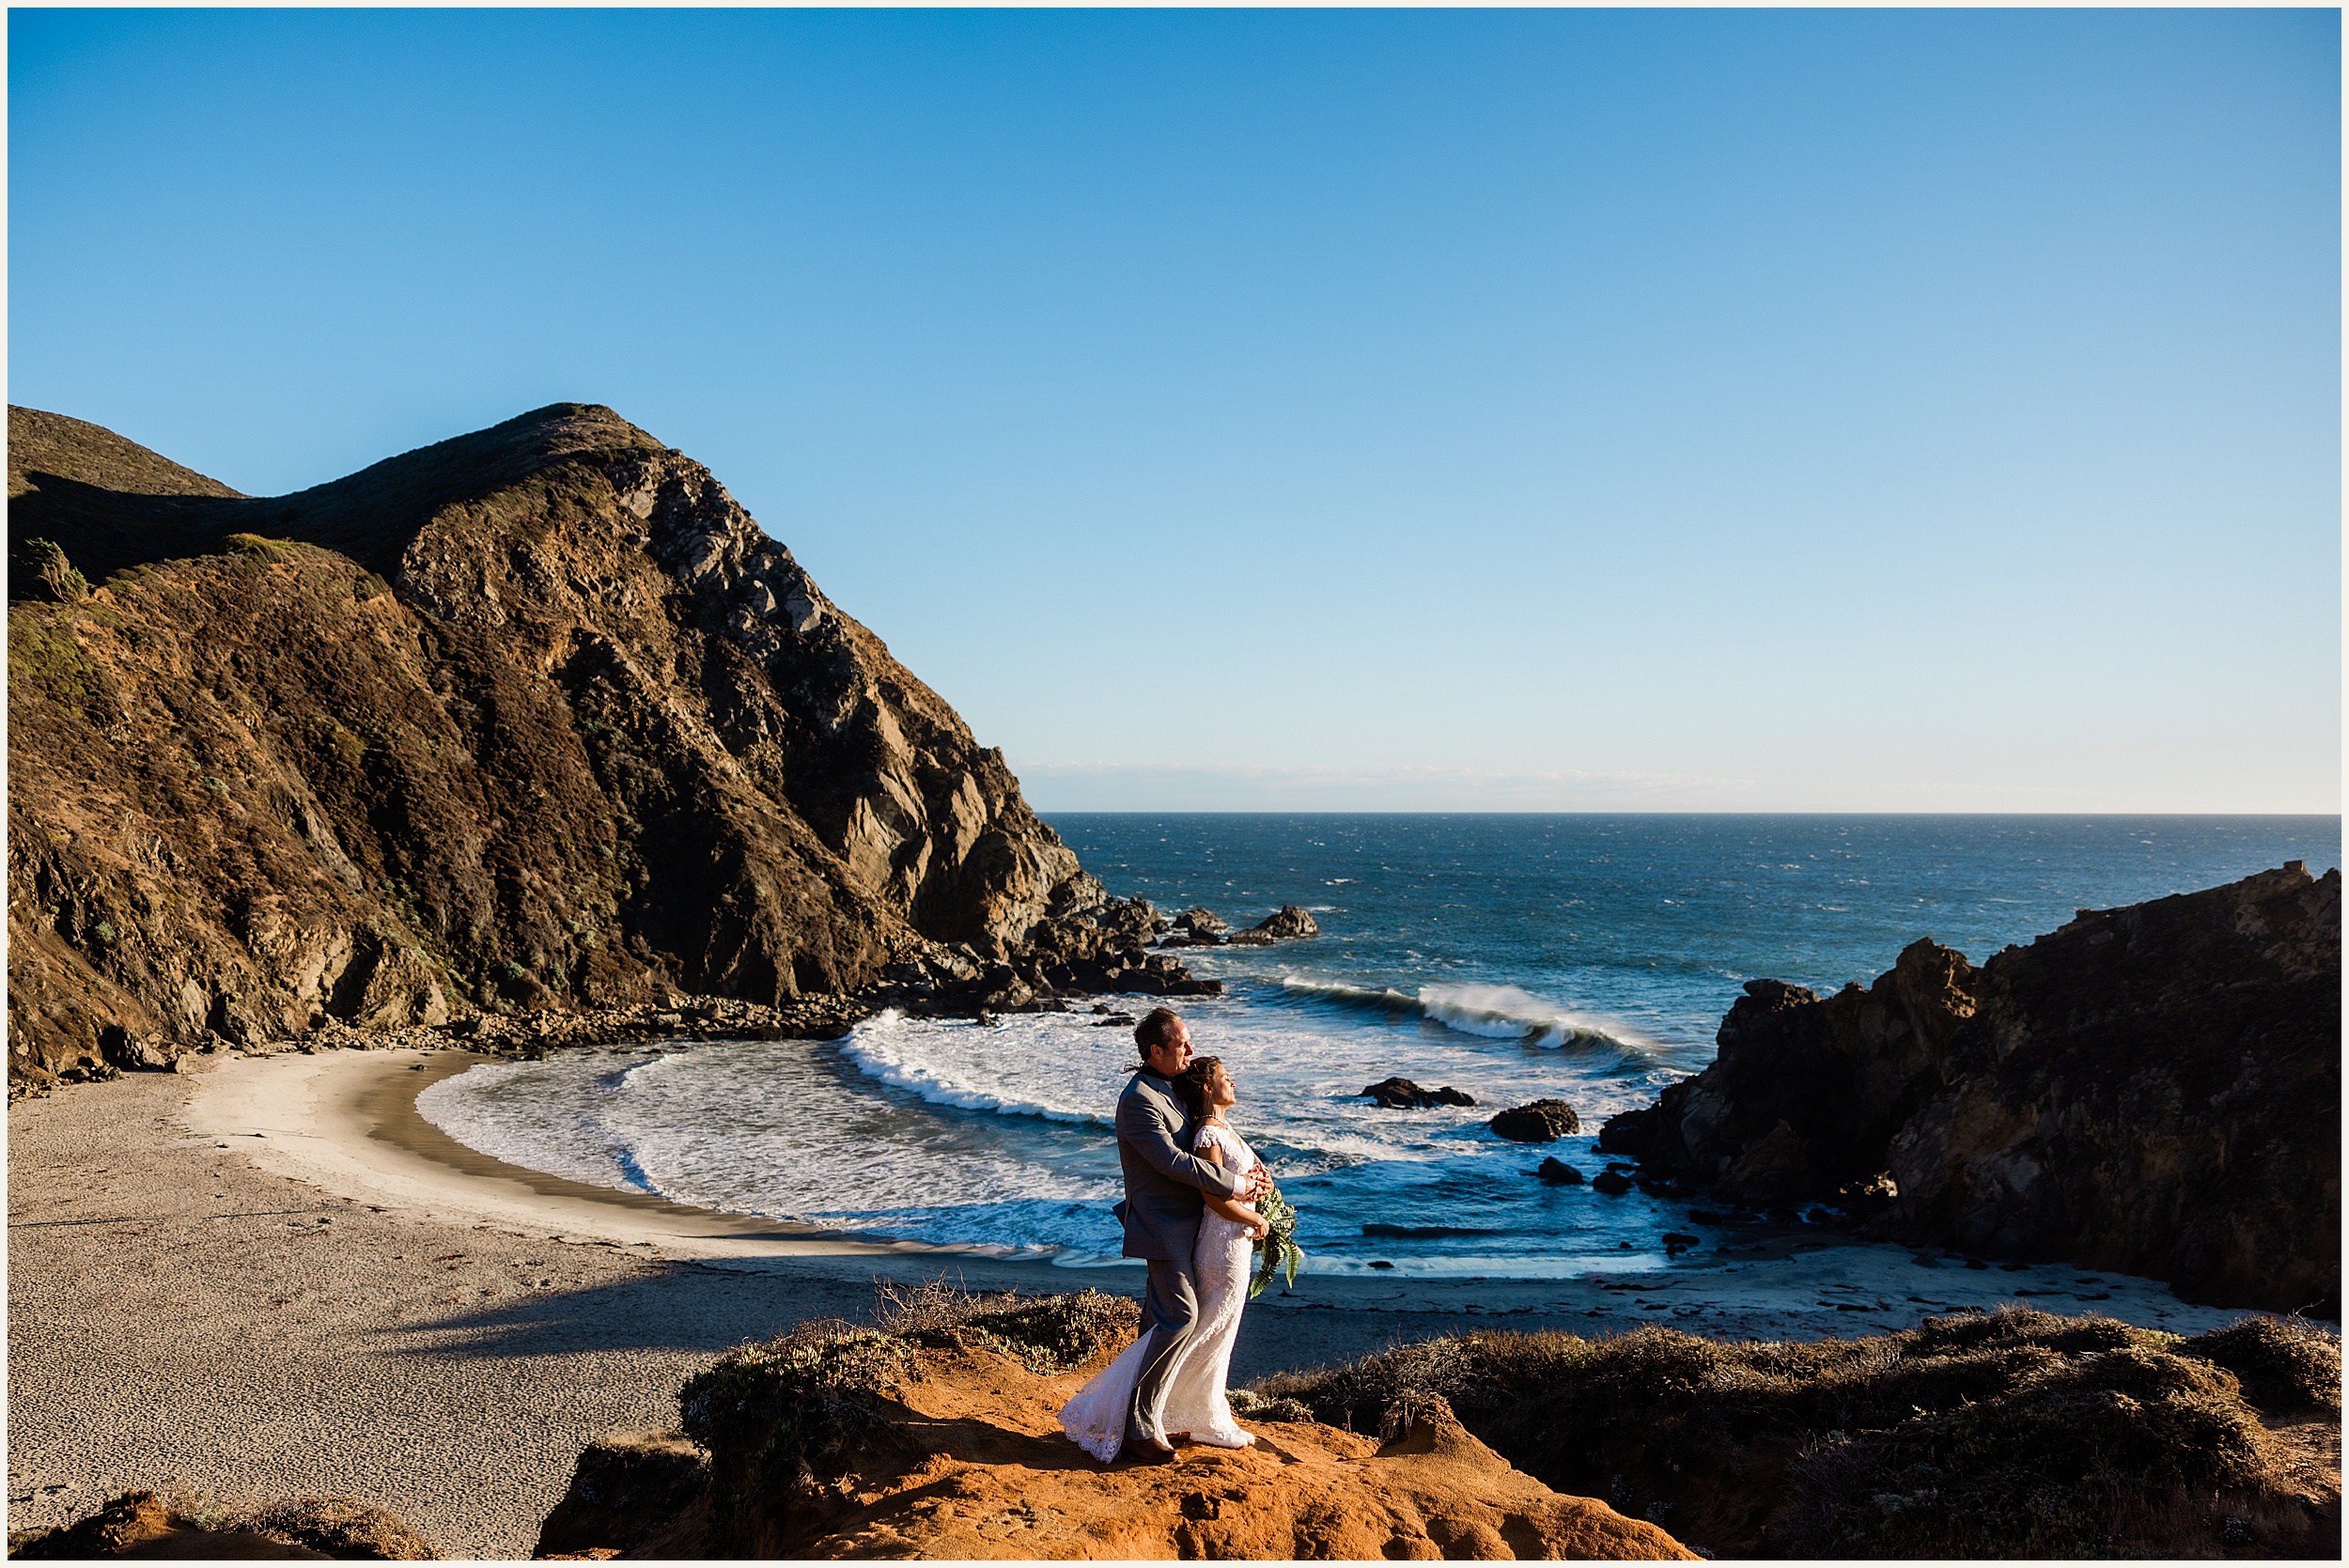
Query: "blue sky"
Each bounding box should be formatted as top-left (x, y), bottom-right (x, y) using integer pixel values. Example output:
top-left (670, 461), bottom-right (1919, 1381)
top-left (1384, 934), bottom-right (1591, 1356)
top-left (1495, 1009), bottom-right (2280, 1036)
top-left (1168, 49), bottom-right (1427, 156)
top-left (10, 8), bottom-right (2340, 813)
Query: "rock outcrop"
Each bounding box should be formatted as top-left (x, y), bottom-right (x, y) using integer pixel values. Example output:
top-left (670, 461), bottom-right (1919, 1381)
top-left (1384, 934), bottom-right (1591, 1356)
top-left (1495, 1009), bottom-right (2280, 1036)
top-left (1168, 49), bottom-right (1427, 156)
top-left (1597, 864), bottom-right (2341, 1313)
top-left (541, 1289), bottom-right (1694, 1560)
top-left (6, 404), bottom-right (1156, 1091)
top-left (1255, 1306), bottom-right (2341, 1560)
top-left (1594, 939), bottom-right (1976, 1203)
top-left (1361, 1077), bottom-right (1475, 1109)
top-left (1488, 1098), bottom-right (1581, 1142)
top-left (1226, 904), bottom-right (1322, 946)
top-left (9, 1489), bottom-right (437, 1560)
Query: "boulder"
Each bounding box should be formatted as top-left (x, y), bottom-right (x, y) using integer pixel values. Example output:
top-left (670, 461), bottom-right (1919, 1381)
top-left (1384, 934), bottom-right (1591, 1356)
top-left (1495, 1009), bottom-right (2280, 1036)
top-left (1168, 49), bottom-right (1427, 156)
top-left (1252, 904), bottom-right (1323, 939)
top-left (1591, 1170), bottom-right (1633, 1195)
top-left (1361, 1078), bottom-right (1476, 1109)
top-left (1487, 1099), bottom-right (1580, 1142)
top-left (1178, 907), bottom-right (1231, 939)
top-left (535, 1429), bottom-right (710, 1560)
top-left (1535, 1157), bottom-right (1584, 1185)
top-left (1228, 905), bottom-right (1322, 945)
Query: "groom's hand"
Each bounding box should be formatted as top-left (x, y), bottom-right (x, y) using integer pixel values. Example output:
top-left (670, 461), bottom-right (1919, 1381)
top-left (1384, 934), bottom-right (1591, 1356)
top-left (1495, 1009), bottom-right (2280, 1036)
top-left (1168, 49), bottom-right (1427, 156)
top-left (1245, 1167), bottom-right (1272, 1202)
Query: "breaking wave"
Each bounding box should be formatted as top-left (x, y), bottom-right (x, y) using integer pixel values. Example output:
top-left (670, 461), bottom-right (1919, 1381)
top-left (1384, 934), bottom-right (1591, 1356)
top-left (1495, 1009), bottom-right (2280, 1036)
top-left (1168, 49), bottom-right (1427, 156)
top-left (1279, 975), bottom-right (1650, 1053)
top-left (837, 1010), bottom-right (1111, 1125)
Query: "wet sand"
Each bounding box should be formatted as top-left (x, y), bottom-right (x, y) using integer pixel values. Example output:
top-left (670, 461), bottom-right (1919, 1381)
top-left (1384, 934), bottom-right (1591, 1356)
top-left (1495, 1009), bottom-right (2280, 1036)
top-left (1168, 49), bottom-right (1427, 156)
top-left (8, 1046), bottom-right (2279, 1559)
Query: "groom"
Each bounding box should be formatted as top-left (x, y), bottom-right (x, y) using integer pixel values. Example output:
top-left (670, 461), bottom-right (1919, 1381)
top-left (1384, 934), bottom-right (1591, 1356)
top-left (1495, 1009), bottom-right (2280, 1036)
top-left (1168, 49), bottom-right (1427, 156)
top-left (1112, 1007), bottom-right (1271, 1464)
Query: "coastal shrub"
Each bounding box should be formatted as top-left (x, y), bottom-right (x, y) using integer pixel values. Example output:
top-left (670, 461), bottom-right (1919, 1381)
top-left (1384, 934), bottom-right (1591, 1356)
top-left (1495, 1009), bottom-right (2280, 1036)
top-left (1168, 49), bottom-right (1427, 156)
top-left (2178, 1316), bottom-right (2342, 1414)
top-left (13, 536), bottom-right (87, 601)
top-left (873, 1278), bottom-right (1137, 1374)
top-left (8, 610), bottom-right (109, 721)
top-left (235, 1496), bottom-right (439, 1560)
top-left (1249, 1305), bottom-right (2339, 1559)
top-left (220, 532), bottom-right (313, 564)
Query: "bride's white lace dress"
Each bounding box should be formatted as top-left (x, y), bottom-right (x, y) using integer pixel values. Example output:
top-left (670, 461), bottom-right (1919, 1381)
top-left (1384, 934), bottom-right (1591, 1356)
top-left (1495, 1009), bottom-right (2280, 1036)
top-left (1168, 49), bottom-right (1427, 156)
top-left (1059, 1122), bottom-right (1262, 1462)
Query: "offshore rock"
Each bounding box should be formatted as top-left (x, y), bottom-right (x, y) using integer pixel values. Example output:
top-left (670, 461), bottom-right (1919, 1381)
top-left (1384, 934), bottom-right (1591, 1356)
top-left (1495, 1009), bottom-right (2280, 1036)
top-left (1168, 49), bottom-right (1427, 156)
top-left (1599, 864), bottom-right (2341, 1313)
top-left (1360, 1077), bottom-right (1475, 1110)
top-left (1487, 1099), bottom-right (1581, 1142)
top-left (1177, 906), bottom-right (1230, 938)
top-left (1252, 904), bottom-right (1322, 939)
top-left (7, 404), bottom-right (1096, 1090)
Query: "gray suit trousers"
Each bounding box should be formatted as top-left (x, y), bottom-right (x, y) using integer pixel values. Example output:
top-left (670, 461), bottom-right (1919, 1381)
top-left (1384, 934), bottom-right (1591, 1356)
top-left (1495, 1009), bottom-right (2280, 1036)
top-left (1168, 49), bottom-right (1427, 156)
top-left (1123, 1256), bottom-right (1202, 1447)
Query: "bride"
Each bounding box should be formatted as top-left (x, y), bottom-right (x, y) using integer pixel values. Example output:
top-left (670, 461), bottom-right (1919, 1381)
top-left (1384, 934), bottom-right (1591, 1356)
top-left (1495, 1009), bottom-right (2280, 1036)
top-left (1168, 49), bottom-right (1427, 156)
top-left (1060, 1055), bottom-right (1268, 1461)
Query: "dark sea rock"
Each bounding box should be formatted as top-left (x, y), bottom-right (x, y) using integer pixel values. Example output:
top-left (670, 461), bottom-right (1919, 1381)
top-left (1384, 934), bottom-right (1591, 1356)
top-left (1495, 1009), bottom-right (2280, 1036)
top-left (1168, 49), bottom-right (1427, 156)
top-left (1361, 1077), bottom-right (1475, 1110)
top-left (1177, 906), bottom-right (1231, 939)
top-left (1227, 904), bottom-right (1322, 945)
top-left (1600, 863), bottom-right (2341, 1314)
top-left (1488, 1098), bottom-right (1580, 1142)
top-left (1591, 1170), bottom-right (1633, 1195)
top-left (1535, 1157), bottom-right (1584, 1185)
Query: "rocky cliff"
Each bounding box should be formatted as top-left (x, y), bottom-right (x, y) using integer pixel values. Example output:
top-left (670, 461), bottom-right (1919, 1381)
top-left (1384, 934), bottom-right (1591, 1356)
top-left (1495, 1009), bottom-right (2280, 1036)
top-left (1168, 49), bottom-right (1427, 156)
top-left (535, 1288), bottom-right (1697, 1560)
top-left (1598, 864), bottom-right (2341, 1314)
top-left (7, 404), bottom-right (1124, 1090)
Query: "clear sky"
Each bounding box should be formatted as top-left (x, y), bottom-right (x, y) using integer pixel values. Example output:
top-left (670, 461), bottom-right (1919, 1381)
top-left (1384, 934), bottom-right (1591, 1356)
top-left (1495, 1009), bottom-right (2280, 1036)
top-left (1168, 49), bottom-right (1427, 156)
top-left (10, 8), bottom-right (2341, 813)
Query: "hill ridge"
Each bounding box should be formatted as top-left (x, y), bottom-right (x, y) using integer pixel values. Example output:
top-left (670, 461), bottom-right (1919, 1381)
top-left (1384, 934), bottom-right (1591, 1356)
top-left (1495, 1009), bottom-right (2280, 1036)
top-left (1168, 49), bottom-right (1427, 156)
top-left (7, 404), bottom-right (1108, 1089)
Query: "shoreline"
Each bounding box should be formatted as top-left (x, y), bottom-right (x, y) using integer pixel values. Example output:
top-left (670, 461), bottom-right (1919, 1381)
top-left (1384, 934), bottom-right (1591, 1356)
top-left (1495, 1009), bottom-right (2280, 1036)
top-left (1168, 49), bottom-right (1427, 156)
top-left (194, 1044), bottom-right (2285, 1337)
top-left (8, 1048), bottom-right (2310, 1558)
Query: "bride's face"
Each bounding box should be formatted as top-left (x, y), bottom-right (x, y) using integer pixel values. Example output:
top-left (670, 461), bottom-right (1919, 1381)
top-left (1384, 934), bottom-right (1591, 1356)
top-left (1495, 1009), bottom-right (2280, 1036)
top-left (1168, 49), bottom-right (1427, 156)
top-left (1210, 1063), bottom-right (1237, 1111)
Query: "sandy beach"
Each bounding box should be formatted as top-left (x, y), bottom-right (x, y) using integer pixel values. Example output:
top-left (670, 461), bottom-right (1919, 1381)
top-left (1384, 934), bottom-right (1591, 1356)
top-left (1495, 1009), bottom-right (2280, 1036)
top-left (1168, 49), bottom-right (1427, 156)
top-left (8, 1046), bottom-right (2285, 1559)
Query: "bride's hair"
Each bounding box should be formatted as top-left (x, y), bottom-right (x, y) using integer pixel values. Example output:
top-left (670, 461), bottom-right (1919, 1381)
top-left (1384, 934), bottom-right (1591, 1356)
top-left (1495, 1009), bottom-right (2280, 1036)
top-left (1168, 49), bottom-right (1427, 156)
top-left (1174, 1055), bottom-right (1224, 1120)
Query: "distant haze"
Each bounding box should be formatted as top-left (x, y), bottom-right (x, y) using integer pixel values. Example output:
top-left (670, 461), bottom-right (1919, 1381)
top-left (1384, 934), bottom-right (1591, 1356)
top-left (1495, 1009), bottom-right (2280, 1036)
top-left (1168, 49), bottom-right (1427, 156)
top-left (9, 9), bottom-right (2339, 812)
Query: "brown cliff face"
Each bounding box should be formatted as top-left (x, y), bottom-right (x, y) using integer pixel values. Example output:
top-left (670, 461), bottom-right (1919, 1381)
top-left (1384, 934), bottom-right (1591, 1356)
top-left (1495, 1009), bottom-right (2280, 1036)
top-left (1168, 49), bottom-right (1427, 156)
top-left (546, 1289), bottom-right (1697, 1560)
top-left (1598, 864), bottom-right (2341, 1313)
top-left (7, 404), bottom-right (1088, 1089)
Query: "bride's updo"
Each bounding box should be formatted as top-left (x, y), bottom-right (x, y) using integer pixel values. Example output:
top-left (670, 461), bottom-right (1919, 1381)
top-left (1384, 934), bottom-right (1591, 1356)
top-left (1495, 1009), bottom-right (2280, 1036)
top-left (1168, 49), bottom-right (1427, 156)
top-left (1174, 1055), bottom-right (1224, 1121)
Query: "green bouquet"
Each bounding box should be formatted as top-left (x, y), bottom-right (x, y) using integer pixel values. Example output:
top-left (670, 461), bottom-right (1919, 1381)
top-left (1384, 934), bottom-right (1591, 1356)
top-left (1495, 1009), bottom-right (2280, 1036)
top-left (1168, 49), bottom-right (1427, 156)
top-left (1249, 1183), bottom-right (1304, 1298)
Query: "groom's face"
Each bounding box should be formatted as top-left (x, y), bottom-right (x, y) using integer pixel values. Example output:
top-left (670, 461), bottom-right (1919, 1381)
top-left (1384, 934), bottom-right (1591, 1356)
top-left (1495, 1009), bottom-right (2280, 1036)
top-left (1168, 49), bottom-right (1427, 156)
top-left (1146, 1019), bottom-right (1192, 1079)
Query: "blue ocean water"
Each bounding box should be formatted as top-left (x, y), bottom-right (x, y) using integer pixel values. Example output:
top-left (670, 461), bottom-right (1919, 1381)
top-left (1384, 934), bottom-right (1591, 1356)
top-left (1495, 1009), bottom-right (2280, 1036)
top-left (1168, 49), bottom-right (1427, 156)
top-left (418, 815), bottom-right (2339, 1278)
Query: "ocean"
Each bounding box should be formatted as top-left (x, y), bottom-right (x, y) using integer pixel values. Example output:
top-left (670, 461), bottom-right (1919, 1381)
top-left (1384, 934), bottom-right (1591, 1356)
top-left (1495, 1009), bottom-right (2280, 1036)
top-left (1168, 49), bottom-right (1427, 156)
top-left (417, 814), bottom-right (2339, 1279)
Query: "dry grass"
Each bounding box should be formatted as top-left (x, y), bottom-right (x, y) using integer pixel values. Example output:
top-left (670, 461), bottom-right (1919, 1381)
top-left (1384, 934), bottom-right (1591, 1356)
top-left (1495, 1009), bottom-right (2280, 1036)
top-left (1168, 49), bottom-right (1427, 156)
top-left (1252, 1305), bottom-right (2341, 1558)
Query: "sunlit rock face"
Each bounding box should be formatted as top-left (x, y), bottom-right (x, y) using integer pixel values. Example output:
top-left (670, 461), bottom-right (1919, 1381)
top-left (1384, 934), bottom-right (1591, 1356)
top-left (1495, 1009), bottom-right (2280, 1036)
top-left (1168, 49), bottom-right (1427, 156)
top-left (8, 403), bottom-right (1089, 1088)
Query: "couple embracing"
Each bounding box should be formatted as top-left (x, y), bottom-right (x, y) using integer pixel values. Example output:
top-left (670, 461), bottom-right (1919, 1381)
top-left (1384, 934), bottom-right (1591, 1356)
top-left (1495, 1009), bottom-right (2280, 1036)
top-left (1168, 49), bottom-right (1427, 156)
top-left (1058, 1007), bottom-right (1272, 1465)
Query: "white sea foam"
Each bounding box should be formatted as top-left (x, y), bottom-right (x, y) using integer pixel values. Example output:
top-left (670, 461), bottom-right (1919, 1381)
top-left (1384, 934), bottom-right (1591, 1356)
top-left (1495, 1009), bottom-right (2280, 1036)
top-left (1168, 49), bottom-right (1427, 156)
top-left (1418, 983), bottom-right (1644, 1050)
top-left (414, 986), bottom-right (1694, 1270)
top-left (838, 1010), bottom-right (1111, 1124)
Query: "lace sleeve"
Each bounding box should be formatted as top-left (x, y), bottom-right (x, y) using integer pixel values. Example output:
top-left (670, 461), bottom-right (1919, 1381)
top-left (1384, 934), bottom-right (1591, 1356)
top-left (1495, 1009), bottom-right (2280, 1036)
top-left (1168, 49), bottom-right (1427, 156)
top-left (1191, 1124), bottom-right (1231, 1164)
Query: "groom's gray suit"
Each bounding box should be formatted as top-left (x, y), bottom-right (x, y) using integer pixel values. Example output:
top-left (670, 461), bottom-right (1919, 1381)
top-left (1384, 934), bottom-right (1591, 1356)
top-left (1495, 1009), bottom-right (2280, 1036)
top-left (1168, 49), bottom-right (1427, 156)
top-left (1113, 1066), bottom-right (1246, 1450)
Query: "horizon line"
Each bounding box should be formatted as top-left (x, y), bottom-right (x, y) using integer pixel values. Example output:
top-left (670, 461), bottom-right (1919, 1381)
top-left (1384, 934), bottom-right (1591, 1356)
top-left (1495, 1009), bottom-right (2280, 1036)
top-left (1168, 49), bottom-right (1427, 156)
top-left (1030, 808), bottom-right (2343, 819)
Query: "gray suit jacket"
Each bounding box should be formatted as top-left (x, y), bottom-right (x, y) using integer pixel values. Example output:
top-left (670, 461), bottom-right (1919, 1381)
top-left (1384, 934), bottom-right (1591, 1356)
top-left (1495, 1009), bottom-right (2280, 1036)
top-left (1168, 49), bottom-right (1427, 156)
top-left (1114, 1069), bottom-right (1246, 1262)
